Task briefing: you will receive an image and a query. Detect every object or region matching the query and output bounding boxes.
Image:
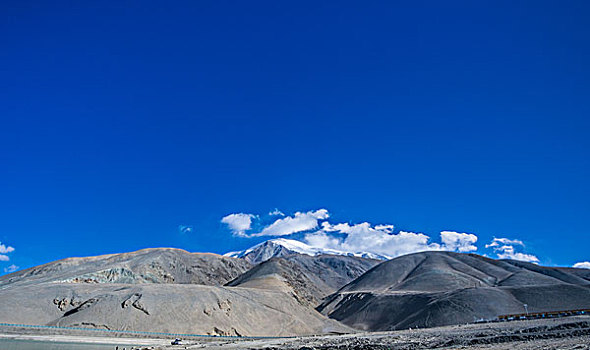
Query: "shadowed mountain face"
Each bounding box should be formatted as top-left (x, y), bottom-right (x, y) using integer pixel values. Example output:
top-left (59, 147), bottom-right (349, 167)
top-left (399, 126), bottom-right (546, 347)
top-left (226, 254), bottom-right (380, 306)
top-left (318, 251), bottom-right (590, 331)
top-left (0, 248), bottom-right (252, 287)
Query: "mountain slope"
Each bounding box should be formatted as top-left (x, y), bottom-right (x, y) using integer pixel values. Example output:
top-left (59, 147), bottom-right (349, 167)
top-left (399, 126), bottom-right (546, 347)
top-left (226, 254), bottom-right (380, 306)
top-left (318, 251), bottom-right (590, 331)
top-left (0, 248), bottom-right (251, 287)
top-left (0, 248), bottom-right (351, 336)
top-left (0, 282), bottom-right (350, 336)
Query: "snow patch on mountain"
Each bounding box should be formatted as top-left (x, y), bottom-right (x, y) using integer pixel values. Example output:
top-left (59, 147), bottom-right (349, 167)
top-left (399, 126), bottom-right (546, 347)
top-left (224, 238), bottom-right (389, 264)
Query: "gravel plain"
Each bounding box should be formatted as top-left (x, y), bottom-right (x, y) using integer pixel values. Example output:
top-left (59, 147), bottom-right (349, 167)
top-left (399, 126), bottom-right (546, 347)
top-left (2, 315), bottom-right (589, 349)
top-left (156, 316), bottom-right (590, 350)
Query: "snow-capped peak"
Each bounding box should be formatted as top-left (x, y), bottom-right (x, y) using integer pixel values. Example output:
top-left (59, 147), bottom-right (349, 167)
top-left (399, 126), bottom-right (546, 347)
top-left (224, 238), bottom-right (389, 264)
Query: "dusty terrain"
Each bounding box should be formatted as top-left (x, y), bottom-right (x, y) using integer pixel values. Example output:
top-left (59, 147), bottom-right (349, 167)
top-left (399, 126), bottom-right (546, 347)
top-left (3, 316), bottom-right (589, 349)
top-left (0, 282), bottom-right (349, 336)
top-left (156, 316), bottom-right (590, 349)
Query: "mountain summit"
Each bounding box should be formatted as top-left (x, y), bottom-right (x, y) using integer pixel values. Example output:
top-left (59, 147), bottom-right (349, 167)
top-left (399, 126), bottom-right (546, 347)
top-left (224, 238), bottom-right (389, 264)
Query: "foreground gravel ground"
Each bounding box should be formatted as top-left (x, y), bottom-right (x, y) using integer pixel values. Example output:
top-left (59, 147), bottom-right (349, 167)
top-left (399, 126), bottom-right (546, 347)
top-left (159, 316), bottom-right (590, 350)
top-left (2, 316), bottom-right (589, 349)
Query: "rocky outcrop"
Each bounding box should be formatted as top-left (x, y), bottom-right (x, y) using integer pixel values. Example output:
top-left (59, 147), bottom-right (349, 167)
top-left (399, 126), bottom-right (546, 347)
top-left (121, 293), bottom-right (149, 315)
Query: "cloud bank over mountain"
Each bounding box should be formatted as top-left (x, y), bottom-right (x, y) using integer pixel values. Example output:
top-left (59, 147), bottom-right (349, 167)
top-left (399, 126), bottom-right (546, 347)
top-left (573, 261), bottom-right (590, 269)
top-left (221, 209), bottom-right (539, 262)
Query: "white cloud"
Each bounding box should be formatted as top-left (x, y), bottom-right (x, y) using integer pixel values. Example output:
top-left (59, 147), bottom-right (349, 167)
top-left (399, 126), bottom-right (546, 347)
top-left (440, 231), bottom-right (478, 252)
top-left (221, 209), bottom-right (329, 238)
top-left (0, 243), bottom-right (14, 254)
top-left (268, 209), bottom-right (285, 216)
top-left (3, 264), bottom-right (18, 273)
top-left (221, 209), bottom-right (546, 263)
top-left (485, 237), bottom-right (523, 248)
top-left (221, 213), bottom-right (256, 237)
top-left (304, 230), bottom-right (344, 251)
top-left (250, 209), bottom-right (329, 237)
top-left (305, 222), bottom-right (447, 259)
top-left (305, 224), bottom-right (485, 259)
top-left (0, 242), bottom-right (14, 262)
top-left (486, 237), bottom-right (539, 263)
top-left (573, 262), bottom-right (590, 269)
top-left (223, 209), bottom-right (487, 258)
top-left (178, 225), bottom-right (193, 234)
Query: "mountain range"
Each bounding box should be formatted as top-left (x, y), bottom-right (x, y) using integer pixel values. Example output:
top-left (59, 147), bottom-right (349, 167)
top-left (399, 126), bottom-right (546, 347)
top-left (224, 238), bottom-right (390, 263)
top-left (1, 239), bottom-right (589, 336)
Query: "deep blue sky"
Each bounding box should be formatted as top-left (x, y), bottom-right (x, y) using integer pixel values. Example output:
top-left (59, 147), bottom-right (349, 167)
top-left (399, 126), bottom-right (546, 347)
top-left (1, 1), bottom-right (589, 272)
